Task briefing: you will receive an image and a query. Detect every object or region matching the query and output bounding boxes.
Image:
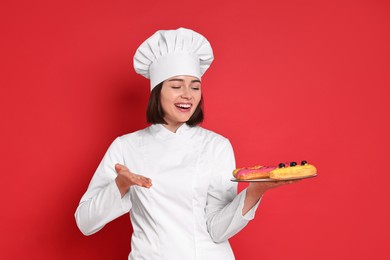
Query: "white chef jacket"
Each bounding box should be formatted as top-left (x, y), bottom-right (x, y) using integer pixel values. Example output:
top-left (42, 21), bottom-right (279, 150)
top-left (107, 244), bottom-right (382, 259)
top-left (75, 124), bottom-right (260, 260)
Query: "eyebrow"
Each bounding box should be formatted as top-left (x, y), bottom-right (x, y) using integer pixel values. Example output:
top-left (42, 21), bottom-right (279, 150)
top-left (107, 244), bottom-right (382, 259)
top-left (167, 78), bottom-right (201, 83)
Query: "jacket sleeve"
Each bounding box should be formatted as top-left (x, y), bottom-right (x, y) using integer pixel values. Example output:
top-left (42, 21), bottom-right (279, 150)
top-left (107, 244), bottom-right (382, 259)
top-left (205, 139), bottom-right (261, 243)
top-left (74, 137), bottom-right (132, 236)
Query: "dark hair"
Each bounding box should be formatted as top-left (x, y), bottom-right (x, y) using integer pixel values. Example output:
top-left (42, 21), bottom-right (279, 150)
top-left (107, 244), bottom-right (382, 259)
top-left (146, 82), bottom-right (204, 126)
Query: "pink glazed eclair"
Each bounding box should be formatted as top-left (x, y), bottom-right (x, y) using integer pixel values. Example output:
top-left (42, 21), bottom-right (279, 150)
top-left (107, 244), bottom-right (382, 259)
top-left (233, 165), bottom-right (277, 180)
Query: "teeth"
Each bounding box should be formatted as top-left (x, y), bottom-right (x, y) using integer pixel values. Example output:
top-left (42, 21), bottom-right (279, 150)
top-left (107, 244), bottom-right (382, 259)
top-left (176, 104), bottom-right (191, 108)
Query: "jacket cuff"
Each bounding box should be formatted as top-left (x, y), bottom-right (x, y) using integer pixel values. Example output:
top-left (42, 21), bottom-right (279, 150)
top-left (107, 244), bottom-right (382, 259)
top-left (108, 181), bottom-right (132, 212)
top-left (239, 189), bottom-right (262, 220)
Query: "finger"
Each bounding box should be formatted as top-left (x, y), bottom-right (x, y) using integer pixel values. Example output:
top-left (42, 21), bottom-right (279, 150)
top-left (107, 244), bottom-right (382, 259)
top-left (131, 175), bottom-right (152, 188)
top-left (277, 180), bottom-right (294, 185)
top-left (276, 179), bottom-right (300, 186)
top-left (135, 180), bottom-right (152, 188)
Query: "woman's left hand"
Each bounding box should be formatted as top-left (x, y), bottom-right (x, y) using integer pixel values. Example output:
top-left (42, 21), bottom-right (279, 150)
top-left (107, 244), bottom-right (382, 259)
top-left (247, 179), bottom-right (298, 195)
top-left (242, 180), bottom-right (300, 215)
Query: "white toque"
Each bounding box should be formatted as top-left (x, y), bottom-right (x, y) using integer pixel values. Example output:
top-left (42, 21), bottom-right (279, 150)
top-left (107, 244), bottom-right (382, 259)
top-left (133, 28), bottom-right (214, 90)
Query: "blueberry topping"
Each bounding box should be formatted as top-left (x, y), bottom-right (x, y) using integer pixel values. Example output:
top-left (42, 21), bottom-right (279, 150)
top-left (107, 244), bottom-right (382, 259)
top-left (301, 160), bottom-right (307, 165)
top-left (278, 163), bottom-right (285, 168)
top-left (290, 162), bottom-right (297, 166)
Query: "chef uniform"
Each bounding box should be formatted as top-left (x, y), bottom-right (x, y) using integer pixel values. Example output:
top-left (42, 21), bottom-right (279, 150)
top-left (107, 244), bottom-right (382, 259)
top-left (75, 28), bottom-right (261, 260)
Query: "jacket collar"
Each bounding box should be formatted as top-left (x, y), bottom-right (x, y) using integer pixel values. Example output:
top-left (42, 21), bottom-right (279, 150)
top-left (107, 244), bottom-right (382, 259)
top-left (150, 123), bottom-right (193, 139)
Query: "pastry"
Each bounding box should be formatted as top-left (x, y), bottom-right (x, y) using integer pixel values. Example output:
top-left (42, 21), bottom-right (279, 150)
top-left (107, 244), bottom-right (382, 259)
top-left (233, 165), bottom-right (277, 180)
top-left (233, 161), bottom-right (317, 181)
top-left (269, 161), bottom-right (317, 180)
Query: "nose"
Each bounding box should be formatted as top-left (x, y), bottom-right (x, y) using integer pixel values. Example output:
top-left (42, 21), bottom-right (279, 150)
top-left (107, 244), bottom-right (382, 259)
top-left (181, 86), bottom-right (192, 99)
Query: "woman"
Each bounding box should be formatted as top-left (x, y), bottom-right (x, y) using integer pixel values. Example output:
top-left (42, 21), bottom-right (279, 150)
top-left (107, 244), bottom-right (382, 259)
top-left (75, 28), bottom-right (294, 259)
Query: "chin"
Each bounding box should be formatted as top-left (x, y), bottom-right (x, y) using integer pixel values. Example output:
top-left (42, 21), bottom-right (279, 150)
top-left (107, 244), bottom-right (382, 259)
top-left (179, 119), bottom-right (190, 124)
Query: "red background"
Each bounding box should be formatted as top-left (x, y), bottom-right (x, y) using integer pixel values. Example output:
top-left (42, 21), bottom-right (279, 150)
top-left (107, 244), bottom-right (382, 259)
top-left (1, 0), bottom-right (389, 259)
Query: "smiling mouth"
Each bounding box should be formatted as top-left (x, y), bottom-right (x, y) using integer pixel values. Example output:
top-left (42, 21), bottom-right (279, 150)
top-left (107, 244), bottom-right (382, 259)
top-left (175, 103), bottom-right (192, 110)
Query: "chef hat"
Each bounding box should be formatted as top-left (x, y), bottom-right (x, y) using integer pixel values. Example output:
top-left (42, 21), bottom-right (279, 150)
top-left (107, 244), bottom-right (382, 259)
top-left (133, 28), bottom-right (214, 90)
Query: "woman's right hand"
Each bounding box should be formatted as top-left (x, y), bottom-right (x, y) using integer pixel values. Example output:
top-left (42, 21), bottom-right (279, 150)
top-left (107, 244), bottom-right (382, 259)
top-left (114, 163), bottom-right (152, 197)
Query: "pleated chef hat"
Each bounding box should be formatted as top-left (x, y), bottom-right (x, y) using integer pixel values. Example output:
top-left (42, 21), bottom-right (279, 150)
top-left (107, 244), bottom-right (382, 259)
top-left (133, 28), bottom-right (214, 90)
